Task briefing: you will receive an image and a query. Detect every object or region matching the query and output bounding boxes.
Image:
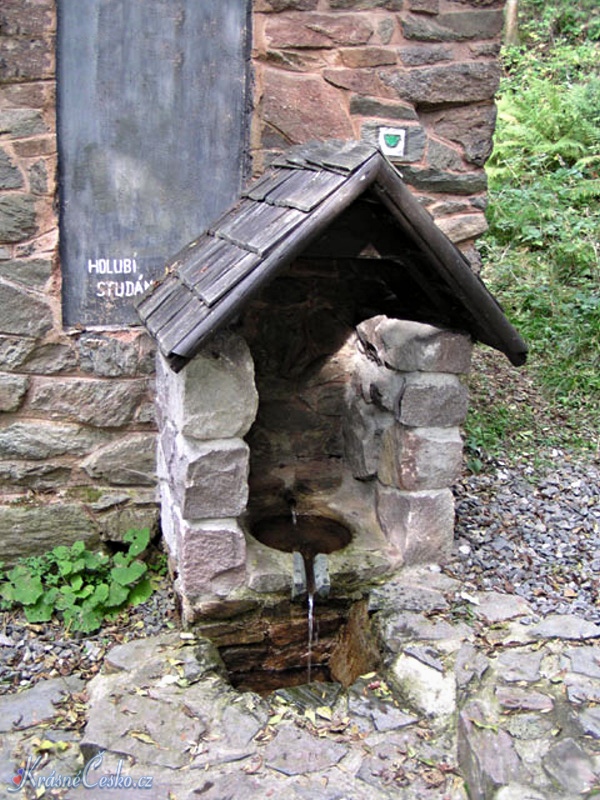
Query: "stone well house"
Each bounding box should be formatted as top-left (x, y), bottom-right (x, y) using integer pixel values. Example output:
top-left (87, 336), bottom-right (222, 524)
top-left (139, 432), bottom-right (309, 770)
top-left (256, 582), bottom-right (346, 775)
top-left (0, 0), bottom-right (517, 567)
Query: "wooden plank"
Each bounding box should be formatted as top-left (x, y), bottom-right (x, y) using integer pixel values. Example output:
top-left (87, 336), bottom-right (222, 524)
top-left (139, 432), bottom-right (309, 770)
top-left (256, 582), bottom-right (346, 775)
top-left (135, 276), bottom-right (180, 323)
top-left (143, 282), bottom-right (194, 334)
top-left (266, 170), bottom-right (347, 212)
top-left (179, 238), bottom-right (243, 287)
top-left (156, 297), bottom-right (211, 354)
top-left (372, 160), bottom-right (528, 365)
top-left (216, 203), bottom-right (306, 255)
top-left (245, 169), bottom-right (291, 201)
top-left (170, 153), bottom-right (382, 361)
top-left (308, 141), bottom-right (376, 173)
top-left (196, 250), bottom-right (262, 306)
top-left (210, 198), bottom-right (258, 239)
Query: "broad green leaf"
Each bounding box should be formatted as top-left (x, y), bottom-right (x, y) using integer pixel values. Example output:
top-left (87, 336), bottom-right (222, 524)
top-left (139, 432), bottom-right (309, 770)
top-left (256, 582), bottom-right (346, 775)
top-left (111, 561), bottom-right (147, 587)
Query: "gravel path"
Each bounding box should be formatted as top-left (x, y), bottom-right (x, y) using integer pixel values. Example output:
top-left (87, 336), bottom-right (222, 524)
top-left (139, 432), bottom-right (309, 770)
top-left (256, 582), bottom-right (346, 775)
top-left (445, 449), bottom-right (600, 623)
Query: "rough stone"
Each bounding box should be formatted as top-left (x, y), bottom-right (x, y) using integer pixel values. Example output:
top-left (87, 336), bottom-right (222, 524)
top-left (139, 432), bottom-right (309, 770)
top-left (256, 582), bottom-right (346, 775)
top-left (169, 437), bottom-right (249, 520)
top-left (0, 108), bottom-right (47, 138)
top-left (495, 649), bottom-right (542, 683)
top-left (322, 68), bottom-right (391, 98)
top-left (577, 706), bottom-right (600, 739)
top-left (0, 421), bottom-right (104, 459)
top-left (0, 257), bottom-right (52, 288)
top-left (176, 519), bottom-right (247, 599)
top-left (83, 434), bottom-right (157, 486)
top-left (394, 165), bottom-right (488, 194)
top-left (0, 37), bottom-right (54, 82)
top-left (531, 614), bottom-right (600, 641)
top-left (96, 495), bottom-right (159, 543)
top-left (343, 395), bottom-right (392, 479)
top-left (436, 213), bottom-right (489, 243)
top-left (28, 158), bottom-right (49, 194)
top-left (0, 148), bottom-right (23, 189)
top-left (156, 331), bottom-right (258, 440)
top-left (369, 578), bottom-right (449, 613)
top-left (0, 372), bottom-right (28, 411)
top-left (357, 316), bottom-right (473, 373)
top-left (330, 0), bottom-right (403, 8)
top-left (495, 687), bottom-right (554, 713)
top-left (408, 0), bottom-right (440, 12)
top-left (399, 373), bottom-right (469, 427)
top-left (0, 280), bottom-right (53, 337)
top-left (339, 47), bottom-right (397, 68)
top-left (427, 138), bottom-right (469, 171)
top-left (458, 702), bottom-right (524, 800)
top-left (542, 738), bottom-right (597, 795)
top-left (390, 652), bottom-right (456, 718)
top-left (0, 2), bottom-right (54, 37)
top-left (29, 377), bottom-right (148, 427)
top-left (492, 786), bottom-right (546, 800)
top-left (361, 122), bottom-right (426, 162)
top-left (398, 44), bottom-right (454, 65)
top-left (563, 646), bottom-right (600, 679)
top-left (455, 642), bottom-right (489, 687)
top-left (378, 425), bottom-right (463, 490)
top-left (264, 724), bottom-right (347, 775)
top-left (401, 10), bottom-right (504, 42)
top-left (473, 592), bottom-right (533, 624)
top-left (0, 503), bottom-right (101, 564)
top-left (0, 195), bottom-right (37, 242)
top-left (78, 332), bottom-right (145, 377)
top-left (376, 486), bottom-right (455, 562)
top-left (265, 13), bottom-right (373, 48)
top-left (349, 95), bottom-right (417, 120)
top-left (0, 677), bottom-right (84, 732)
top-left (424, 103), bottom-right (496, 167)
top-left (255, 0), bottom-right (318, 10)
top-left (381, 62), bottom-right (502, 106)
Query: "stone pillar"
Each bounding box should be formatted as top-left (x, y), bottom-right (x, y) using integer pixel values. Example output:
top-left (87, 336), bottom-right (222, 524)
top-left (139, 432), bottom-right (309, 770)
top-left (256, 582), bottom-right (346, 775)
top-left (346, 316), bottom-right (472, 565)
top-left (155, 331), bottom-right (259, 617)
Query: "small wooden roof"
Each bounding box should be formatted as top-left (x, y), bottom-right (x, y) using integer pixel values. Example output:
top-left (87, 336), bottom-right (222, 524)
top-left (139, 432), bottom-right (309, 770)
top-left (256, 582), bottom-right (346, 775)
top-left (136, 140), bottom-right (527, 371)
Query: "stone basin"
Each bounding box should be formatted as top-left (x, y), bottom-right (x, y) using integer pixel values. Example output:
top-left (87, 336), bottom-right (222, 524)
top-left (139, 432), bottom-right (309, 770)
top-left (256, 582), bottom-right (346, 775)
top-left (252, 514), bottom-right (352, 559)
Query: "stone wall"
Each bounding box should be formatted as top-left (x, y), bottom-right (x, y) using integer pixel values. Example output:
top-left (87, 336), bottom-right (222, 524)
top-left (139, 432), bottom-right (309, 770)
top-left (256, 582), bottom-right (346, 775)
top-left (0, 1), bottom-right (158, 560)
top-left (0, 0), bottom-right (506, 561)
top-left (252, 0), bottom-right (506, 263)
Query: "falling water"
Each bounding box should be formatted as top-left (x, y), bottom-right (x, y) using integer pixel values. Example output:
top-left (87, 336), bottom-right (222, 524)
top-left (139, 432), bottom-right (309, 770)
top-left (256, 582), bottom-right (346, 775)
top-left (307, 590), bottom-right (314, 683)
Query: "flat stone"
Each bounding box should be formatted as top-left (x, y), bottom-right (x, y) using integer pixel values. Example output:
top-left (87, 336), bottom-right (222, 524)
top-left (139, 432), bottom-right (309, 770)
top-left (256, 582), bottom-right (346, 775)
top-left (156, 331), bottom-right (258, 440)
top-left (0, 280), bottom-right (53, 337)
top-left (542, 738), bottom-right (596, 795)
top-left (376, 486), bottom-right (455, 563)
top-left (29, 378), bottom-right (148, 427)
top-left (564, 675), bottom-right (600, 704)
top-left (350, 96), bottom-right (417, 120)
top-left (343, 394), bottom-right (392, 479)
top-left (264, 724), bottom-right (347, 775)
top-left (381, 62), bottom-right (502, 106)
top-left (322, 68), bottom-right (392, 98)
top-left (0, 503), bottom-right (101, 564)
top-left (368, 579), bottom-right (449, 613)
top-left (330, 0), bottom-right (403, 8)
top-left (15, 342), bottom-right (78, 374)
top-left (0, 677), bottom-right (84, 732)
top-left (105, 633), bottom-right (180, 674)
top-left (403, 644), bottom-right (445, 672)
top-left (390, 652), bottom-right (456, 718)
top-left (401, 10), bottom-right (504, 41)
top-left (458, 701), bottom-right (523, 799)
top-left (361, 122), bottom-right (426, 162)
top-left (0, 421), bottom-right (104, 460)
top-left (340, 46), bottom-right (398, 68)
top-left (357, 316), bottom-right (473, 374)
top-left (0, 195), bottom-right (37, 243)
top-left (378, 610), bottom-right (470, 650)
top-left (495, 649), bottom-right (542, 683)
top-left (83, 434), bottom-right (157, 487)
top-left (398, 373), bottom-right (469, 427)
top-left (77, 332), bottom-right (150, 377)
top-left (395, 165), bottom-right (488, 194)
top-left (0, 109), bottom-right (47, 138)
top-left (255, 0), bottom-right (318, 10)
top-left (474, 592), bottom-right (533, 624)
top-left (0, 258), bottom-right (52, 288)
top-left (0, 37), bottom-right (54, 82)
top-left (577, 706), bottom-right (600, 739)
top-left (263, 69), bottom-right (355, 143)
top-left (493, 786), bottom-right (547, 800)
top-left (348, 690), bottom-right (419, 731)
top-left (436, 213), bottom-right (489, 243)
top-left (563, 646), bottom-right (600, 678)
top-left (423, 103), bottom-right (496, 167)
top-left (0, 148), bottom-right (23, 189)
top-left (408, 0), bottom-right (440, 12)
top-left (378, 425), bottom-right (464, 491)
top-left (265, 13), bottom-right (373, 49)
top-left (0, 372), bottom-right (28, 411)
top-left (495, 687), bottom-right (554, 713)
top-left (504, 713), bottom-right (554, 742)
top-left (455, 642), bottom-right (489, 687)
top-left (531, 614), bottom-right (600, 641)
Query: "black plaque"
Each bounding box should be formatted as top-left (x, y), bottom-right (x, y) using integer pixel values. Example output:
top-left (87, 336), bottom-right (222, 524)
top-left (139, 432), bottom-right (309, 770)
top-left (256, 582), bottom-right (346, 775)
top-left (57, 0), bottom-right (250, 326)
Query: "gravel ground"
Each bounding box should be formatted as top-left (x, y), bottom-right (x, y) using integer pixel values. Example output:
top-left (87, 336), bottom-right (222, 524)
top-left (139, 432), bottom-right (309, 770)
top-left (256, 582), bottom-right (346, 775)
top-left (445, 449), bottom-right (600, 623)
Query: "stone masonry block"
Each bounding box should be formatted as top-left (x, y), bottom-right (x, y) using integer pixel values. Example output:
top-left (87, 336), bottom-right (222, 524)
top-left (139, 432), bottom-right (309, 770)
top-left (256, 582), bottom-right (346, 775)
top-left (171, 438), bottom-right (250, 520)
top-left (378, 426), bottom-right (463, 490)
top-left (177, 518), bottom-right (247, 600)
top-left (265, 13), bottom-right (374, 49)
top-left (357, 316), bottom-right (473, 374)
top-left (399, 373), bottom-right (469, 427)
top-left (376, 485), bottom-right (455, 563)
top-left (156, 331), bottom-right (258, 440)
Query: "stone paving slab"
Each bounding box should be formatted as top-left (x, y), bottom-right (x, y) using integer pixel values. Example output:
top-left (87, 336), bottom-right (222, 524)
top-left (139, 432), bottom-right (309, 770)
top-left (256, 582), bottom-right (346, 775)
top-left (1, 568), bottom-right (600, 799)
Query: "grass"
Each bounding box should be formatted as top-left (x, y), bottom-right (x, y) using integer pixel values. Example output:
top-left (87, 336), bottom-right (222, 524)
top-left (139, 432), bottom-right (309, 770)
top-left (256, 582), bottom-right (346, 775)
top-left (463, 0), bottom-right (600, 469)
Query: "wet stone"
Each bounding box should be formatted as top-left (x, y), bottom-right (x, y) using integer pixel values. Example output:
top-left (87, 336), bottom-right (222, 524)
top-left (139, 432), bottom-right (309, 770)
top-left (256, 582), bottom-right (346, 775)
top-left (564, 675), bottom-right (600, 704)
top-left (264, 724), bottom-right (347, 775)
top-left (562, 646), bottom-right (600, 678)
top-left (531, 614), bottom-right (600, 641)
top-left (576, 706), bottom-right (600, 739)
top-left (495, 649), bottom-right (543, 683)
top-left (473, 592), bottom-right (533, 623)
top-left (455, 642), bottom-right (489, 688)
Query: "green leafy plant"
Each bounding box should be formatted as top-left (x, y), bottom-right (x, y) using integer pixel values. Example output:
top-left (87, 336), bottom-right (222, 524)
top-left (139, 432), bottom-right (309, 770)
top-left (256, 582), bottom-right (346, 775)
top-left (0, 529), bottom-right (155, 633)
